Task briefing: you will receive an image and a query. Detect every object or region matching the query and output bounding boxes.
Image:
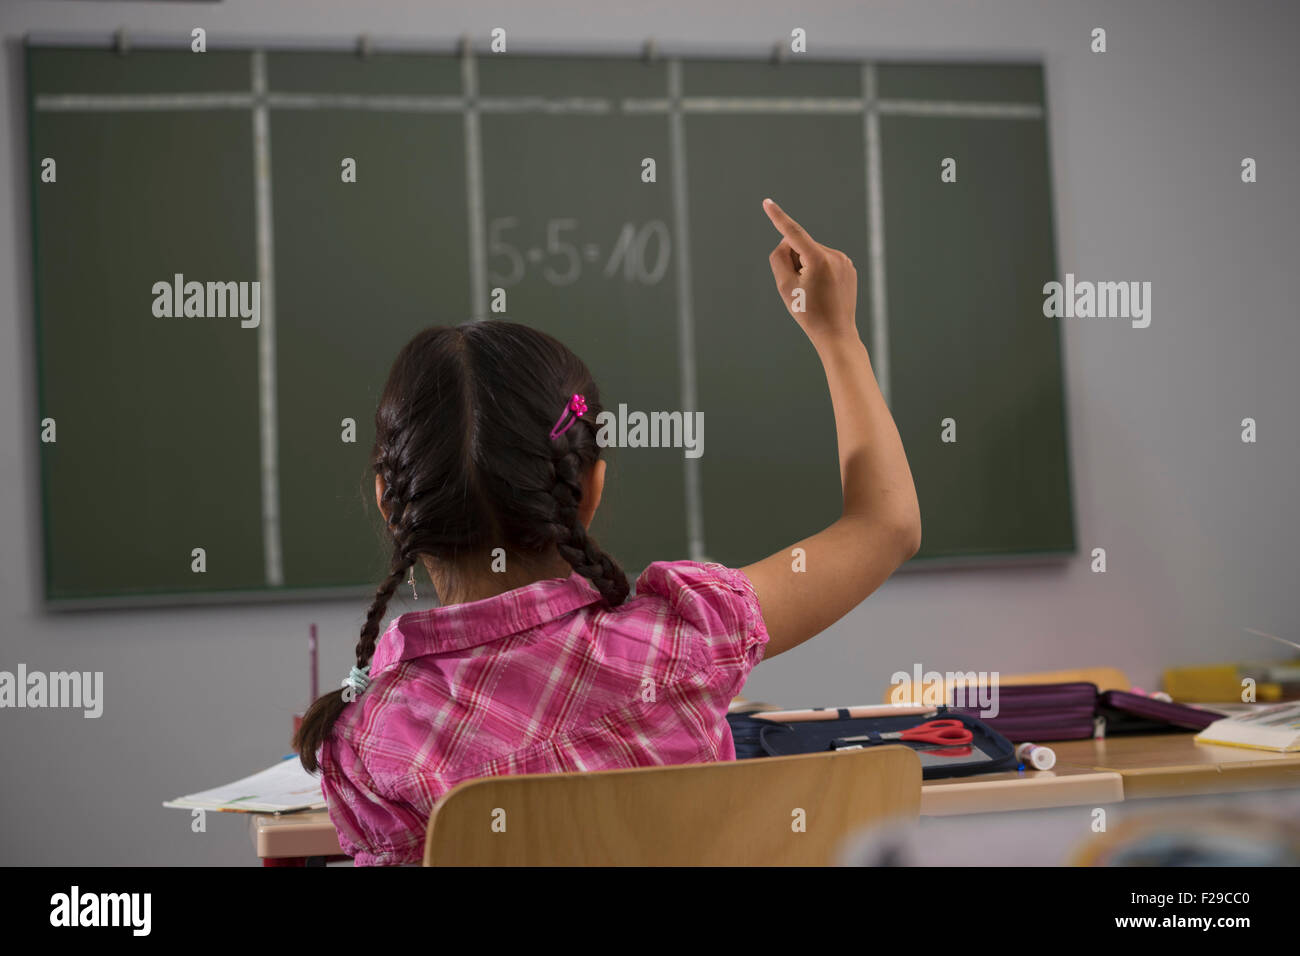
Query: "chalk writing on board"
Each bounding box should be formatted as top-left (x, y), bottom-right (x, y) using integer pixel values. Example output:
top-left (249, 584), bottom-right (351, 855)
top-left (488, 217), bottom-right (671, 287)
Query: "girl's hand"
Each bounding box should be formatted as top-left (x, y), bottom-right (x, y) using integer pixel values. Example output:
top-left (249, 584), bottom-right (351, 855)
top-left (763, 198), bottom-right (859, 347)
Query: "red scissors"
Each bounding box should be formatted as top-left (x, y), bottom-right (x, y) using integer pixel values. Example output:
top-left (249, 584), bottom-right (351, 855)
top-left (831, 719), bottom-right (973, 749)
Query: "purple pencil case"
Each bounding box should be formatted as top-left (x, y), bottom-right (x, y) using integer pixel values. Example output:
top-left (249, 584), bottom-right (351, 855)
top-left (1096, 690), bottom-right (1223, 735)
top-left (948, 682), bottom-right (1099, 742)
top-left (950, 682), bottom-right (1227, 742)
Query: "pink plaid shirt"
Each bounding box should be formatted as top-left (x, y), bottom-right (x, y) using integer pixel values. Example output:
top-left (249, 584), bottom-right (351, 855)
top-left (318, 560), bottom-right (769, 866)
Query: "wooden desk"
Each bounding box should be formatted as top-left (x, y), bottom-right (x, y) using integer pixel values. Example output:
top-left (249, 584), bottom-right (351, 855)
top-left (250, 765), bottom-right (1124, 859)
top-left (1051, 733), bottom-right (1300, 799)
top-left (920, 764), bottom-right (1123, 816)
top-left (250, 810), bottom-right (341, 863)
top-left (250, 734), bottom-right (1300, 860)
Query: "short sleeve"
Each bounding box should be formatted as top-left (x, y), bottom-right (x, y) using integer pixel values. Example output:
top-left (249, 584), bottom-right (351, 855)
top-left (319, 728), bottom-right (431, 866)
top-left (635, 560), bottom-right (770, 684)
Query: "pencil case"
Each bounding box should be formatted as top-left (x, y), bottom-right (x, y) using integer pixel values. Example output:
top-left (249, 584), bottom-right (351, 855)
top-left (1095, 689), bottom-right (1222, 735)
top-left (725, 707), bottom-right (1018, 780)
top-left (947, 682), bottom-right (1099, 742)
top-left (946, 683), bottom-right (1227, 741)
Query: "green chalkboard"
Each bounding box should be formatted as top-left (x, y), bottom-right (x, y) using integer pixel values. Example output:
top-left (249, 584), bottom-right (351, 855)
top-left (26, 45), bottom-right (1072, 606)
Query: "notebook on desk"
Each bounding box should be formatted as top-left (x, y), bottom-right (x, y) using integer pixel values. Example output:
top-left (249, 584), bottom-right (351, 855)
top-left (164, 756), bottom-right (325, 814)
top-left (1195, 702), bottom-right (1300, 752)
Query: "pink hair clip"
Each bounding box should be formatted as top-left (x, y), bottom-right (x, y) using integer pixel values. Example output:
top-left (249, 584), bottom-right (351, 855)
top-left (549, 393), bottom-right (588, 440)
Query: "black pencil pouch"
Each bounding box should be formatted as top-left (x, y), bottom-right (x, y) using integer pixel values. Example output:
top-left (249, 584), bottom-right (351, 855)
top-left (726, 707), bottom-right (1018, 780)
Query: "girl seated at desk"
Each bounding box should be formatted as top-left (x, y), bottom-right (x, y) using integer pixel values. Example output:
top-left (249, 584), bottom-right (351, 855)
top-left (293, 200), bottom-right (920, 865)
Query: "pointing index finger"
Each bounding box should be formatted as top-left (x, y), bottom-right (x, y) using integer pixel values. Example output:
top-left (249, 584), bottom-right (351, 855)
top-left (762, 198), bottom-right (818, 259)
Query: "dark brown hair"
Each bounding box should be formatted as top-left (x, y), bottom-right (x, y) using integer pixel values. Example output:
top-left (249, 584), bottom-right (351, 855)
top-left (293, 321), bottom-right (629, 771)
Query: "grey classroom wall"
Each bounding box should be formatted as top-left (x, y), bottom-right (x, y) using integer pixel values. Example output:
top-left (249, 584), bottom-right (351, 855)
top-left (0, 0), bottom-right (1296, 865)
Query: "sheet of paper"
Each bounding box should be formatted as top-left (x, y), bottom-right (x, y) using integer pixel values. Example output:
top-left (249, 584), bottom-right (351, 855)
top-left (165, 756), bottom-right (325, 813)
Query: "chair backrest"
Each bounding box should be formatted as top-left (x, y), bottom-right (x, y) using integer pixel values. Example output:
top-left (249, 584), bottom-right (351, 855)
top-left (424, 746), bottom-right (921, 866)
top-left (881, 666), bottom-right (1131, 704)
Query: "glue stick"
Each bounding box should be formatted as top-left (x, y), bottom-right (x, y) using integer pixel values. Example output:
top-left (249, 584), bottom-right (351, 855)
top-left (1015, 742), bottom-right (1056, 771)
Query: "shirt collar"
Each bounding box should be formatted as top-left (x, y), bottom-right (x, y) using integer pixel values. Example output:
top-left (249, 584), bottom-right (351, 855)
top-left (371, 572), bottom-right (604, 674)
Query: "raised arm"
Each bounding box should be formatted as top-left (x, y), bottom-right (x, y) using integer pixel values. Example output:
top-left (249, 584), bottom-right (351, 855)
top-left (740, 199), bottom-right (921, 658)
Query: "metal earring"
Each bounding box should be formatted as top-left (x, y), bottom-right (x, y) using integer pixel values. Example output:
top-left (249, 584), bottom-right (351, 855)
top-left (408, 565), bottom-right (417, 600)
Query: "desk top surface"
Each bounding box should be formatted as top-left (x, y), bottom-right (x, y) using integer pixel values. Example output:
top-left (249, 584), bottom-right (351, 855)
top-left (1052, 732), bottom-right (1300, 771)
top-left (1050, 732), bottom-right (1300, 798)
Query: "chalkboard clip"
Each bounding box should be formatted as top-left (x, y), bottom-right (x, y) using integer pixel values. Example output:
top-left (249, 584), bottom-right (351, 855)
top-left (642, 38), bottom-right (658, 64)
top-left (356, 33), bottom-right (374, 58)
top-left (113, 27), bottom-right (129, 57)
top-left (770, 42), bottom-right (787, 66)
